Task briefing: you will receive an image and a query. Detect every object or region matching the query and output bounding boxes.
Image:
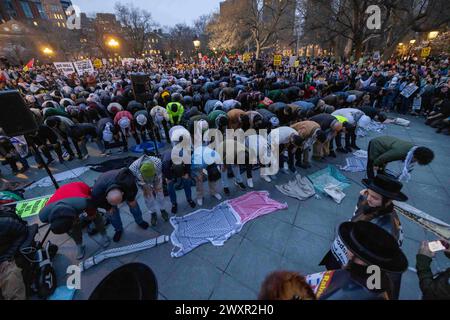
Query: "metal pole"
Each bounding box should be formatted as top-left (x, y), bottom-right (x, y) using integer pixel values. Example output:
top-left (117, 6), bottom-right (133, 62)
top-left (29, 140), bottom-right (59, 189)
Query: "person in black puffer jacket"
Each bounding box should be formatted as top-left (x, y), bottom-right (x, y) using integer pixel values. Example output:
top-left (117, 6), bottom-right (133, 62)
top-left (0, 206), bottom-right (28, 300)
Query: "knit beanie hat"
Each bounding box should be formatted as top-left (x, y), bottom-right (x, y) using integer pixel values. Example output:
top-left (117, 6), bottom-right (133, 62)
top-left (140, 162), bottom-right (156, 181)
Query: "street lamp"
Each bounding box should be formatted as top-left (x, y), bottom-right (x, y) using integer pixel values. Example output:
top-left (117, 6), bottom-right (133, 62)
top-left (42, 47), bottom-right (54, 56)
top-left (107, 38), bottom-right (120, 49)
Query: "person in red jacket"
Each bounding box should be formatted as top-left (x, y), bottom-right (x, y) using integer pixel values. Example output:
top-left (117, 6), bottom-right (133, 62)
top-left (39, 182), bottom-right (110, 260)
top-left (114, 110), bottom-right (141, 147)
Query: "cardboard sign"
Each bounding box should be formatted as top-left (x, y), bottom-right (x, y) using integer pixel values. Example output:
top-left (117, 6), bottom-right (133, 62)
top-left (273, 54), bottom-right (282, 66)
top-left (93, 58), bottom-right (103, 69)
top-left (294, 60), bottom-right (299, 67)
top-left (243, 52), bottom-right (251, 63)
top-left (373, 51), bottom-right (380, 60)
top-left (400, 84), bottom-right (419, 98)
top-left (53, 62), bottom-right (76, 76)
top-left (122, 58), bottom-right (135, 66)
top-left (289, 56), bottom-right (297, 67)
top-left (73, 60), bottom-right (95, 76)
top-left (15, 196), bottom-right (51, 219)
top-left (421, 47), bottom-right (431, 58)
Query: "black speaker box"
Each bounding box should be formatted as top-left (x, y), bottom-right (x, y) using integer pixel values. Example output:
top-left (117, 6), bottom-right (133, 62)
top-left (131, 73), bottom-right (151, 103)
top-left (0, 90), bottom-right (38, 136)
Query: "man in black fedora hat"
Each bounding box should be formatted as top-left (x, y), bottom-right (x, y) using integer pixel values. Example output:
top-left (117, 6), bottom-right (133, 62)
top-left (321, 174), bottom-right (407, 270)
top-left (316, 221), bottom-right (408, 300)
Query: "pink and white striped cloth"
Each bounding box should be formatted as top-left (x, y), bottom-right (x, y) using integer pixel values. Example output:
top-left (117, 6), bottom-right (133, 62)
top-left (228, 191), bottom-right (288, 225)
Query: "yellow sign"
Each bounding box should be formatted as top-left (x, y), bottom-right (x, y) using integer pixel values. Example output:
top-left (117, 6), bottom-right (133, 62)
top-left (273, 54), bottom-right (282, 66)
top-left (421, 47), bottom-right (431, 58)
top-left (294, 60), bottom-right (299, 67)
top-left (243, 52), bottom-right (251, 63)
top-left (283, 49), bottom-right (292, 57)
top-left (93, 58), bottom-right (103, 68)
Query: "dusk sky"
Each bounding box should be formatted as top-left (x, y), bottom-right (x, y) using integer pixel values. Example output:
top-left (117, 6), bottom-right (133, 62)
top-left (71, 0), bottom-right (223, 28)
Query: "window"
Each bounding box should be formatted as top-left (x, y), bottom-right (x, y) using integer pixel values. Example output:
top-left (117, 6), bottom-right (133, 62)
top-left (5, 0), bottom-right (17, 18)
top-left (20, 1), bottom-right (33, 18)
top-left (35, 3), bottom-right (47, 19)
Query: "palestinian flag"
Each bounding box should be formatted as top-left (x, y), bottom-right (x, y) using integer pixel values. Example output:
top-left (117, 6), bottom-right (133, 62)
top-left (23, 58), bottom-right (34, 72)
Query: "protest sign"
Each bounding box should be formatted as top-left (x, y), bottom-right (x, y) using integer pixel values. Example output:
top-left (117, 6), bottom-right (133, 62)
top-left (289, 56), bottom-right (297, 67)
top-left (122, 58), bottom-right (135, 66)
top-left (93, 58), bottom-right (103, 68)
top-left (400, 84), bottom-right (419, 98)
top-left (421, 47), bottom-right (431, 58)
top-left (373, 51), bottom-right (380, 60)
top-left (53, 62), bottom-right (76, 76)
top-left (294, 60), bottom-right (299, 67)
top-left (273, 54), bottom-right (282, 66)
top-left (243, 52), bottom-right (251, 63)
top-left (73, 60), bottom-right (95, 76)
top-left (15, 196), bottom-right (51, 219)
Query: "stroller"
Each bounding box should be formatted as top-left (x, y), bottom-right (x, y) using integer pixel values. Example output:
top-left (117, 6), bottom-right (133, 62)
top-left (18, 223), bottom-right (59, 299)
top-left (0, 204), bottom-right (58, 300)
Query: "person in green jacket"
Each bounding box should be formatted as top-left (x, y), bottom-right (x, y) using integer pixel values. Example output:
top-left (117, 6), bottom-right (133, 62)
top-left (367, 136), bottom-right (434, 180)
top-left (207, 110), bottom-right (228, 132)
top-left (166, 102), bottom-right (184, 126)
top-left (416, 241), bottom-right (450, 300)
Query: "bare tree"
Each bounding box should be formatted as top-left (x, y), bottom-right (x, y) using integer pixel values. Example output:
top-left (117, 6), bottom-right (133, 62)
top-left (300, 0), bottom-right (450, 59)
top-left (166, 24), bottom-right (197, 58)
top-left (115, 2), bottom-right (158, 56)
top-left (243, 0), bottom-right (297, 58)
top-left (206, 13), bottom-right (244, 52)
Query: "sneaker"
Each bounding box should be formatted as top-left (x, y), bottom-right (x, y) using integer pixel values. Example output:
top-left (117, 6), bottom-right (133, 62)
top-left (247, 178), bottom-right (254, 188)
top-left (213, 193), bottom-right (222, 201)
top-left (188, 200), bottom-right (196, 208)
top-left (336, 147), bottom-right (347, 153)
top-left (350, 144), bottom-right (360, 150)
top-left (345, 146), bottom-right (353, 153)
top-left (224, 187), bottom-right (230, 195)
top-left (282, 167), bottom-right (290, 174)
top-left (234, 181), bottom-right (246, 190)
top-left (82, 154), bottom-right (90, 160)
top-left (150, 213), bottom-right (157, 226)
top-left (100, 235), bottom-right (111, 249)
top-left (171, 204), bottom-right (178, 214)
top-left (197, 198), bottom-right (203, 206)
top-left (161, 210), bottom-right (169, 222)
top-left (113, 231), bottom-right (122, 242)
top-left (76, 244), bottom-right (86, 260)
top-left (261, 175), bottom-right (271, 183)
top-left (67, 155), bottom-right (74, 162)
top-left (138, 221), bottom-right (149, 230)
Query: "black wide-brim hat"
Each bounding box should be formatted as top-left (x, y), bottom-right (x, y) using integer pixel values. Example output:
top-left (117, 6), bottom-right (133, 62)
top-left (362, 174), bottom-right (408, 202)
top-left (339, 221), bottom-right (408, 273)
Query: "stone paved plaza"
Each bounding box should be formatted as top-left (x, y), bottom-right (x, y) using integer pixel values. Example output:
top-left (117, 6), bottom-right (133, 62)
top-left (6, 113), bottom-right (449, 300)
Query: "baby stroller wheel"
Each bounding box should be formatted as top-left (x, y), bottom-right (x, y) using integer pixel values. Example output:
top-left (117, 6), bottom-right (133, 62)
top-left (36, 264), bottom-right (57, 299)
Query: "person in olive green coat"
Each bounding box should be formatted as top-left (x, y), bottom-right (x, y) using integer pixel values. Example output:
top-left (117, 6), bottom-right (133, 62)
top-left (416, 241), bottom-right (450, 300)
top-left (367, 136), bottom-right (434, 179)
